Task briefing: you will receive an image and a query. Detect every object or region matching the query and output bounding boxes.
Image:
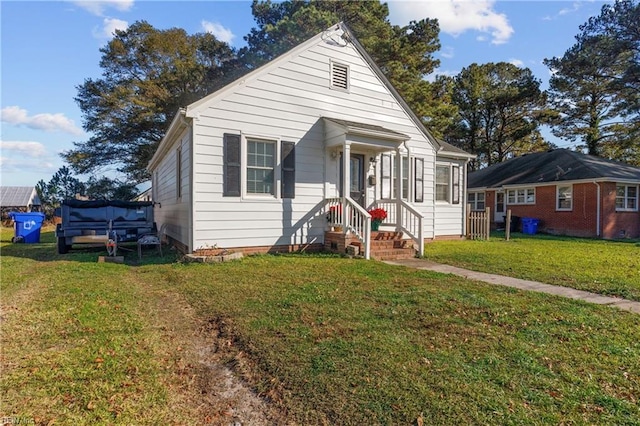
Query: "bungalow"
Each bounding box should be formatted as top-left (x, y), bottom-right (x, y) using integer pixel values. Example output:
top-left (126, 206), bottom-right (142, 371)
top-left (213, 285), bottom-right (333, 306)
top-left (148, 23), bottom-right (474, 259)
top-left (467, 149), bottom-right (640, 239)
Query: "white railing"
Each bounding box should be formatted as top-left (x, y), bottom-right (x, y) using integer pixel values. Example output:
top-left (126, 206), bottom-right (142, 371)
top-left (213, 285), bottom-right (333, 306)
top-left (372, 199), bottom-right (424, 257)
top-left (324, 197), bottom-right (372, 259)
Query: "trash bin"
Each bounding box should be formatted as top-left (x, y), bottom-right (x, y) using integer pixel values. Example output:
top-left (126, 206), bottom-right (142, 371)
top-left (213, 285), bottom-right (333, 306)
top-left (8, 212), bottom-right (45, 243)
top-left (521, 217), bottom-right (540, 235)
top-left (503, 215), bottom-right (520, 232)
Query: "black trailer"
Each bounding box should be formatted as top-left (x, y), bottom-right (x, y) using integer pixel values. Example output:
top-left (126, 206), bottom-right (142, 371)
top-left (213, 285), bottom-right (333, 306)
top-left (55, 199), bottom-right (156, 255)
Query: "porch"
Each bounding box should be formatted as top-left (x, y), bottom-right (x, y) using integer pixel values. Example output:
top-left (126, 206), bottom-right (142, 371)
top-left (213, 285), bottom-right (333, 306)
top-left (322, 118), bottom-right (425, 260)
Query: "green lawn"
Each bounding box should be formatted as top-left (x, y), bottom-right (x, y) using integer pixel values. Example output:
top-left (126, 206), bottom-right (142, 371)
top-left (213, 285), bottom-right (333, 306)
top-left (2, 228), bottom-right (639, 424)
top-left (424, 233), bottom-right (640, 302)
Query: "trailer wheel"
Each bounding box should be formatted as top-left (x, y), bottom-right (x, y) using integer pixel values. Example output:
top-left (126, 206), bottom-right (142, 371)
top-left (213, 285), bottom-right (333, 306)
top-left (57, 237), bottom-right (69, 254)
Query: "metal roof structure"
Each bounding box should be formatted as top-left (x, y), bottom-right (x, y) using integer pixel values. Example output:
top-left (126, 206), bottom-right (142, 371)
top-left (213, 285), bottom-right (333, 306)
top-left (0, 186), bottom-right (41, 207)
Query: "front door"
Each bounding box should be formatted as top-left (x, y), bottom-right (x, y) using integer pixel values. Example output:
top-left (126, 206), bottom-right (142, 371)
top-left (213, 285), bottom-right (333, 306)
top-left (340, 153), bottom-right (366, 207)
top-left (495, 191), bottom-right (505, 223)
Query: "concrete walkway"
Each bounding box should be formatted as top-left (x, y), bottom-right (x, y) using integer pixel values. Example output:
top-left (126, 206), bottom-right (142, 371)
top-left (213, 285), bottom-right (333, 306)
top-left (384, 258), bottom-right (640, 314)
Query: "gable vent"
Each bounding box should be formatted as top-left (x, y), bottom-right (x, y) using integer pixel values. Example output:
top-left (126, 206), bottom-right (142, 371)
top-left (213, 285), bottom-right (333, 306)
top-left (331, 62), bottom-right (349, 90)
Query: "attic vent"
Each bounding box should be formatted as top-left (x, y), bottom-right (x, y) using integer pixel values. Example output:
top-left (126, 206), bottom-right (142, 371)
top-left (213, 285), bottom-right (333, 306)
top-left (331, 61), bottom-right (349, 91)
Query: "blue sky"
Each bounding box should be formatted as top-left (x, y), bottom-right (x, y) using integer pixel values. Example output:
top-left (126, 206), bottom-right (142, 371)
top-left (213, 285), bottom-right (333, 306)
top-left (1, 0), bottom-right (611, 188)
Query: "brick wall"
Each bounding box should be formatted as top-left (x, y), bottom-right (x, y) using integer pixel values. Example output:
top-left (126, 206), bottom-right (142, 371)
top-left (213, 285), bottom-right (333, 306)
top-left (600, 182), bottom-right (640, 239)
top-left (485, 182), bottom-right (639, 239)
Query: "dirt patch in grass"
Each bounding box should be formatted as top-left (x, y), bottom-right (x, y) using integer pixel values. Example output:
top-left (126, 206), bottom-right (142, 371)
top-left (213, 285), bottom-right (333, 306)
top-left (131, 274), bottom-right (287, 425)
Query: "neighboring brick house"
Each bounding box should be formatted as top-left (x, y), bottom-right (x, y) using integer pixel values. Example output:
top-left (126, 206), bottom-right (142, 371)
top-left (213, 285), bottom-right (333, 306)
top-left (467, 149), bottom-right (640, 239)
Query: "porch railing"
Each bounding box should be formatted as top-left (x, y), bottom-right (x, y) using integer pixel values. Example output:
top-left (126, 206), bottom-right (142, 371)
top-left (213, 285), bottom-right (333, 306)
top-left (324, 197), bottom-right (372, 259)
top-left (372, 200), bottom-right (424, 257)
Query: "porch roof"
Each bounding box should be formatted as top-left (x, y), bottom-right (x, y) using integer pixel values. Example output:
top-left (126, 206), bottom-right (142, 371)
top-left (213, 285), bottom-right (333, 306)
top-left (323, 117), bottom-right (409, 152)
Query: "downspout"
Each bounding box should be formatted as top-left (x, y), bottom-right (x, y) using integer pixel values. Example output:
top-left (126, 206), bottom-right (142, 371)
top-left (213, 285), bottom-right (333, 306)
top-left (178, 109), bottom-right (194, 253)
top-left (592, 181), bottom-right (601, 237)
top-left (463, 158), bottom-right (470, 237)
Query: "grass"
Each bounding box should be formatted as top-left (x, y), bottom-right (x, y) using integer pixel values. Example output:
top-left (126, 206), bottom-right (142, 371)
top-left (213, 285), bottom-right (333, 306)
top-left (423, 232), bottom-right (640, 302)
top-left (2, 228), bottom-right (639, 424)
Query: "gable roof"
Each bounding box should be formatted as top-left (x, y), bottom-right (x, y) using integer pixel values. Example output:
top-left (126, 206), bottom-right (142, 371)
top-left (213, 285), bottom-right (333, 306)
top-left (468, 149), bottom-right (640, 189)
top-left (149, 23), bottom-right (472, 170)
top-left (0, 186), bottom-right (41, 207)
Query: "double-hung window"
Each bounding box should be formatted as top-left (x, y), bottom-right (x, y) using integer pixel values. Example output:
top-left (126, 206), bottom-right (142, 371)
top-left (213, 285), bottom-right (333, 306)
top-left (436, 164), bottom-right (460, 204)
top-left (556, 185), bottom-right (572, 210)
top-left (468, 192), bottom-right (485, 211)
top-left (381, 154), bottom-right (417, 201)
top-left (507, 188), bottom-right (535, 205)
top-left (247, 139), bottom-right (275, 195)
top-left (616, 184), bottom-right (638, 211)
top-left (223, 133), bottom-right (295, 199)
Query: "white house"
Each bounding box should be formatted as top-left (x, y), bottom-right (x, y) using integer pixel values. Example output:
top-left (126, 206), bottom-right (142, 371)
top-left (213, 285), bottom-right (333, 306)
top-left (147, 23), bottom-right (473, 259)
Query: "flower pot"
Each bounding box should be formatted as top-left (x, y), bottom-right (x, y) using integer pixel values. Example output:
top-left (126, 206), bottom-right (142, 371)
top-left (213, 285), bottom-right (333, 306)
top-left (371, 220), bottom-right (381, 231)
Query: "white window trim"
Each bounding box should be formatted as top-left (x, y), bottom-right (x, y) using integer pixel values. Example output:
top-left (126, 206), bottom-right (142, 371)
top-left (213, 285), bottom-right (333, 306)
top-left (468, 191), bottom-right (486, 211)
top-left (556, 184), bottom-right (573, 211)
top-left (242, 134), bottom-right (281, 199)
top-left (506, 187), bottom-right (536, 205)
top-left (436, 163), bottom-right (460, 204)
top-left (330, 60), bottom-right (350, 92)
top-left (615, 184), bottom-right (639, 211)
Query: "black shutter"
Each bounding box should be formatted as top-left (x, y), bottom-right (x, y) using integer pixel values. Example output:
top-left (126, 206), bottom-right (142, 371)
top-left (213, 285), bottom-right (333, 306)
top-left (223, 133), bottom-right (241, 197)
top-left (452, 165), bottom-right (460, 204)
top-left (281, 141), bottom-right (295, 199)
top-left (414, 158), bottom-right (424, 203)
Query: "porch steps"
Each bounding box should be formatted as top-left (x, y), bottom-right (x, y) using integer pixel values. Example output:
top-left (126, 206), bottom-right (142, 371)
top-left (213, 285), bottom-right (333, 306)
top-left (369, 231), bottom-right (416, 261)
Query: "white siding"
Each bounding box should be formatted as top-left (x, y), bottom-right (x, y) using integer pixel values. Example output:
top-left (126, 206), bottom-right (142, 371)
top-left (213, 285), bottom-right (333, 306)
top-left (147, 28), bottom-right (451, 252)
top-left (153, 128), bottom-right (192, 250)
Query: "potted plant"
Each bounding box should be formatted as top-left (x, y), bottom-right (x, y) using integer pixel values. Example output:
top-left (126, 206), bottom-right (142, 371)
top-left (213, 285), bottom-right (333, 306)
top-left (368, 208), bottom-right (387, 231)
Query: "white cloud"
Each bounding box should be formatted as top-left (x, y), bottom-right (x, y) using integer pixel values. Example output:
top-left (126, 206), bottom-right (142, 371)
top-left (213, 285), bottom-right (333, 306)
top-left (425, 68), bottom-right (459, 82)
top-left (1, 106), bottom-right (83, 135)
top-left (389, 0), bottom-right (514, 45)
top-left (558, 2), bottom-right (581, 16)
top-left (0, 141), bottom-right (48, 157)
top-left (0, 141), bottom-right (57, 174)
top-left (440, 46), bottom-right (455, 59)
top-left (509, 58), bottom-right (524, 67)
top-left (93, 17), bottom-right (129, 39)
top-left (201, 20), bottom-right (235, 44)
top-left (72, 0), bottom-right (134, 17)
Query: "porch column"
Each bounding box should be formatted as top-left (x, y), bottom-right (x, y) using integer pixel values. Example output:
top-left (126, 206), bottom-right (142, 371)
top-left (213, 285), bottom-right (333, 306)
top-left (395, 147), bottom-right (403, 232)
top-left (343, 143), bottom-right (351, 227)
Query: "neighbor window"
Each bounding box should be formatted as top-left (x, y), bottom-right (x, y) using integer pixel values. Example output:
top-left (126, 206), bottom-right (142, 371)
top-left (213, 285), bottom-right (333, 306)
top-left (507, 188), bottom-right (535, 205)
top-left (247, 139), bottom-right (275, 195)
top-left (468, 192), bottom-right (485, 211)
top-left (616, 184), bottom-right (638, 211)
top-left (557, 185), bottom-right (572, 210)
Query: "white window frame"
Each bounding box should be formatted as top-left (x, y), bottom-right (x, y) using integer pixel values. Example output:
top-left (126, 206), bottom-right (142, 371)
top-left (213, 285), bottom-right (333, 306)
top-left (556, 185), bottom-right (573, 211)
top-left (506, 188), bottom-right (535, 205)
top-left (244, 136), bottom-right (280, 199)
top-left (436, 163), bottom-right (460, 204)
top-left (468, 191), bottom-right (486, 211)
top-left (616, 184), bottom-right (638, 211)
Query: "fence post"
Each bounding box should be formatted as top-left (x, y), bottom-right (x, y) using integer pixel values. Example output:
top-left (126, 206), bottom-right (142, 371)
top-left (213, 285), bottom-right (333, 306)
top-left (505, 209), bottom-right (511, 241)
top-left (466, 203), bottom-right (471, 239)
top-left (485, 207), bottom-right (491, 240)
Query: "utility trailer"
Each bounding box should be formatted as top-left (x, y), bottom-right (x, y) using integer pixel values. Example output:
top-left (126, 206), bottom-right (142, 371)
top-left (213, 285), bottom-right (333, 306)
top-left (55, 199), bottom-right (156, 255)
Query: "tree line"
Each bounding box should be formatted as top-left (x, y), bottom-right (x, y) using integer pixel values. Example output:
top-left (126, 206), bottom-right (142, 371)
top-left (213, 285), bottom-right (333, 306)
top-left (59, 0), bottom-right (639, 190)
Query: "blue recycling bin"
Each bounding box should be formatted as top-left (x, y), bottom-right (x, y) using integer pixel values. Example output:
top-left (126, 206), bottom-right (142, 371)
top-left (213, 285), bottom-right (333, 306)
top-left (521, 217), bottom-right (540, 235)
top-left (8, 212), bottom-right (45, 243)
